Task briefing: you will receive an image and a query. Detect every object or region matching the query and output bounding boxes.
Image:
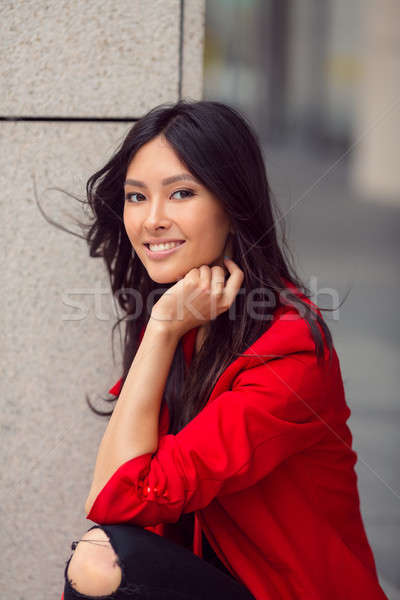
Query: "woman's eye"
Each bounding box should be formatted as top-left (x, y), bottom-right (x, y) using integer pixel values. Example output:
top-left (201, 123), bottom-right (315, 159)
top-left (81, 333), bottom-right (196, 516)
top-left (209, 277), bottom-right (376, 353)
top-left (172, 189), bottom-right (195, 200)
top-left (125, 192), bottom-right (144, 203)
top-left (125, 189), bottom-right (195, 203)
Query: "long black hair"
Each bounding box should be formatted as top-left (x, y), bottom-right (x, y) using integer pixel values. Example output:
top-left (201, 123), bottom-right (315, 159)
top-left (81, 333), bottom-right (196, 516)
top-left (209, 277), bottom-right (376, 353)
top-left (38, 99), bottom-right (348, 434)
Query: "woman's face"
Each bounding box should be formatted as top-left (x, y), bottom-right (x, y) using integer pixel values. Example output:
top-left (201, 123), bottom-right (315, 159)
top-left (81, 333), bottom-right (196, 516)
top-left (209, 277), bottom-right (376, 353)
top-left (123, 134), bottom-right (234, 284)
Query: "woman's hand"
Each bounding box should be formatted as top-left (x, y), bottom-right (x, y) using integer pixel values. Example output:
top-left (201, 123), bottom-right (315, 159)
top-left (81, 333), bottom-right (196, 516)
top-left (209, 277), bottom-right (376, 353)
top-left (150, 258), bottom-right (244, 338)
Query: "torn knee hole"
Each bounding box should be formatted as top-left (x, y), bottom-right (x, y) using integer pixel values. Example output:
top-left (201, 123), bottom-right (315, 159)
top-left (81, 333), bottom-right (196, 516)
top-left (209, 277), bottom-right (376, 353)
top-left (66, 528), bottom-right (123, 596)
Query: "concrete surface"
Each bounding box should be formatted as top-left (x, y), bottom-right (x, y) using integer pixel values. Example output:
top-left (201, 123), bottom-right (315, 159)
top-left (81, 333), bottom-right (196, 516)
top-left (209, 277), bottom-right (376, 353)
top-left (1, 0), bottom-right (205, 597)
top-left (1, 0), bottom-right (204, 116)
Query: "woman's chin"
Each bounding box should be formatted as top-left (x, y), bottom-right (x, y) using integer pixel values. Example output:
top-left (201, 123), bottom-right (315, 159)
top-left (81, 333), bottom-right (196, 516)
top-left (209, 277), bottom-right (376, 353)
top-left (145, 256), bottom-right (221, 284)
top-left (148, 270), bottom-right (185, 284)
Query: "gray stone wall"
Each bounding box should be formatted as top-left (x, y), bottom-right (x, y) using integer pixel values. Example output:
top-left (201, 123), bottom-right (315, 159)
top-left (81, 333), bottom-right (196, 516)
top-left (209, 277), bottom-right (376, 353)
top-left (1, 1), bottom-right (205, 598)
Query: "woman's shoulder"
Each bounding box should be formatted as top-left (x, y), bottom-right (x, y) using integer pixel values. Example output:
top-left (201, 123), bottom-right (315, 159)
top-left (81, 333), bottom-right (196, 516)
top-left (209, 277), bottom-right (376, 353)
top-left (246, 277), bottom-right (328, 364)
top-left (228, 280), bottom-right (345, 424)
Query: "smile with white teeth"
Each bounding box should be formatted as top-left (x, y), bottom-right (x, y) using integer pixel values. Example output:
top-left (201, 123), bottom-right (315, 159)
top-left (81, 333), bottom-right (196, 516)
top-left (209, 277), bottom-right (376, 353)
top-left (148, 241), bottom-right (184, 251)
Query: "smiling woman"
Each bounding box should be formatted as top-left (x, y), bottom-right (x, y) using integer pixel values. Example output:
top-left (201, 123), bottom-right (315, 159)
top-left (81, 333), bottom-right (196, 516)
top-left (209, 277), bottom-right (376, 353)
top-left (122, 135), bottom-right (234, 283)
top-left (46, 99), bottom-right (387, 600)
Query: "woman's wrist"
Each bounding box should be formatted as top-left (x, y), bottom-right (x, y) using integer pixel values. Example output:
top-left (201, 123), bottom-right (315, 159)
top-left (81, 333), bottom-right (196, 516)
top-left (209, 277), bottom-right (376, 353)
top-left (147, 313), bottom-right (187, 341)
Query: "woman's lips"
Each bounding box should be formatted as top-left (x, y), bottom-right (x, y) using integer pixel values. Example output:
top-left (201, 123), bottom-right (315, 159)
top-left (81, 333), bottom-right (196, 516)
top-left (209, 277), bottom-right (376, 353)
top-left (143, 241), bottom-right (186, 260)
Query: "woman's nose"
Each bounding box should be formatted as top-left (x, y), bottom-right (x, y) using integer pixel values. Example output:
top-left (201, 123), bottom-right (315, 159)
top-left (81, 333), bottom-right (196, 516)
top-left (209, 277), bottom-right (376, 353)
top-left (143, 201), bottom-right (171, 229)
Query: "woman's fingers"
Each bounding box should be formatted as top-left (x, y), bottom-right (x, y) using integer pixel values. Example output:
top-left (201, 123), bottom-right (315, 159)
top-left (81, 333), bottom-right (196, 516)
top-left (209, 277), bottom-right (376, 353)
top-left (210, 266), bottom-right (226, 295)
top-left (222, 257), bottom-right (244, 307)
top-left (199, 265), bottom-right (212, 289)
top-left (209, 266), bottom-right (226, 319)
top-left (150, 258), bottom-right (244, 335)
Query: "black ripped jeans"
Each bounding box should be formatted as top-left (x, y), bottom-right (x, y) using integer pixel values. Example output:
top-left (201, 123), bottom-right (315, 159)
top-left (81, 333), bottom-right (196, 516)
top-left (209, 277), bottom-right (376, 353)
top-left (63, 523), bottom-right (256, 600)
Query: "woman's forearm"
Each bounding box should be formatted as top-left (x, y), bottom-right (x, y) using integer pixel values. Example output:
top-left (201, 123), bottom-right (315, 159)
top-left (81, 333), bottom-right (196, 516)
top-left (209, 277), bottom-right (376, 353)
top-left (85, 320), bottom-right (180, 515)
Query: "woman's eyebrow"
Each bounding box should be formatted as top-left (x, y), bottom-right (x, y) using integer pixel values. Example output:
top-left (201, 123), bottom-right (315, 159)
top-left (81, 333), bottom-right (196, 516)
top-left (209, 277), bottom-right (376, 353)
top-left (124, 173), bottom-right (199, 188)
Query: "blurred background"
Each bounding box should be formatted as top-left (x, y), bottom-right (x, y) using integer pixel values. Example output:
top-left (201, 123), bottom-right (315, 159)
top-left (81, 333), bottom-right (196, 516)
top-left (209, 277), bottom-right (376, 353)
top-left (1, 1), bottom-right (398, 598)
top-left (203, 0), bottom-right (399, 595)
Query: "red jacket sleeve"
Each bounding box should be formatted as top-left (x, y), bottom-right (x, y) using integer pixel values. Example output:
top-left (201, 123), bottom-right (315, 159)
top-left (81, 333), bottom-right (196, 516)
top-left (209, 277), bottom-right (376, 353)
top-left (86, 349), bottom-right (330, 526)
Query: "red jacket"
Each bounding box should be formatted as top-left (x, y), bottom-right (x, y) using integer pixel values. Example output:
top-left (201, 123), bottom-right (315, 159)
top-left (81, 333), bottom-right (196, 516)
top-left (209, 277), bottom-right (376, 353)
top-left (69, 281), bottom-right (388, 599)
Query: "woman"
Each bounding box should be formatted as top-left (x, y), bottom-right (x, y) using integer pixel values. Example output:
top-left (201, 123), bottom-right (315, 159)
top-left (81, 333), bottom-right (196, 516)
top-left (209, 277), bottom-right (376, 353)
top-left (60, 100), bottom-right (387, 599)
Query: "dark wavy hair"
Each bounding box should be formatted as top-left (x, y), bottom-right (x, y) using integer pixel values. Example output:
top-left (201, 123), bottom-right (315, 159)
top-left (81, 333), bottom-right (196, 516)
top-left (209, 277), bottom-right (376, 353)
top-left (38, 99), bottom-right (348, 434)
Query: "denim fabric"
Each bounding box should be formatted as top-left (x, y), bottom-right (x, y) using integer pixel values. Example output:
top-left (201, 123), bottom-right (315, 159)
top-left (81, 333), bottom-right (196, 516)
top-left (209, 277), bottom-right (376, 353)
top-left (63, 523), bottom-right (256, 600)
